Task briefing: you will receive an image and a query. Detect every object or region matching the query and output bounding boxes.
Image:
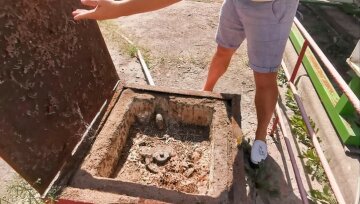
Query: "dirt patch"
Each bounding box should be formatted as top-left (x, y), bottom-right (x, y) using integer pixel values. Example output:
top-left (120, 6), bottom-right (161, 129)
top-left (0, 159), bottom-right (17, 199)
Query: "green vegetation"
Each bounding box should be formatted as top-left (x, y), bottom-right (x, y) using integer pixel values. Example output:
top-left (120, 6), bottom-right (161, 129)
top-left (125, 44), bottom-right (138, 58)
top-left (282, 79), bottom-right (337, 204)
top-left (310, 185), bottom-right (338, 204)
top-left (98, 20), bottom-right (153, 67)
top-left (0, 178), bottom-right (42, 204)
top-left (0, 178), bottom-right (59, 204)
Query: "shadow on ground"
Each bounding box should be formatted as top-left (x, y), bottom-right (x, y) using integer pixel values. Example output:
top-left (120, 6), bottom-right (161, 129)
top-left (242, 140), bottom-right (303, 204)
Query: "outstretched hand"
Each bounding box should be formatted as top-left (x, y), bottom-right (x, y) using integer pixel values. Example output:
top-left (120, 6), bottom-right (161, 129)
top-left (73, 0), bottom-right (181, 21)
top-left (72, 0), bottom-right (121, 20)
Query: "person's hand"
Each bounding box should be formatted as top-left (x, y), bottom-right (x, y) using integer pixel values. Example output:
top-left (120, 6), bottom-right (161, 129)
top-left (73, 0), bottom-right (181, 21)
top-left (72, 0), bottom-right (121, 20)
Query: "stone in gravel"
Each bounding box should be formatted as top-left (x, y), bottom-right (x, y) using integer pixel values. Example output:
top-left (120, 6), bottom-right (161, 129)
top-left (184, 168), bottom-right (195, 178)
top-left (146, 163), bottom-right (159, 174)
top-left (155, 113), bottom-right (165, 130)
top-left (144, 156), bottom-right (153, 165)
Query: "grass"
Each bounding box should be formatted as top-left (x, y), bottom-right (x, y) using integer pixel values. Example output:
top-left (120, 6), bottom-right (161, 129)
top-left (277, 68), bottom-right (287, 87)
top-left (98, 19), bottom-right (153, 68)
top-left (0, 178), bottom-right (59, 204)
top-left (125, 44), bottom-right (138, 58)
top-left (0, 178), bottom-right (42, 204)
top-left (310, 185), bottom-right (337, 204)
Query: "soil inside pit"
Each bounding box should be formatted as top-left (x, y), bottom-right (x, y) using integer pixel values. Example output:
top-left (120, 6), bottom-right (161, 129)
top-left (111, 119), bottom-right (211, 195)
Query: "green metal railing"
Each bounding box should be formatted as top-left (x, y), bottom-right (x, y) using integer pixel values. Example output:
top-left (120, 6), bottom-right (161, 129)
top-left (289, 20), bottom-right (360, 147)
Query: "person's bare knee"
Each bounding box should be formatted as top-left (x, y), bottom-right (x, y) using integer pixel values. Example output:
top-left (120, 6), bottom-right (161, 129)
top-left (254, 72), bottom-right (278, 91)
top-left (211, 45), bottom-right (236, 74)
top-left (215, 45), bottom-right (236, 59)
top-left (203, 45), bottom-right (236, 91)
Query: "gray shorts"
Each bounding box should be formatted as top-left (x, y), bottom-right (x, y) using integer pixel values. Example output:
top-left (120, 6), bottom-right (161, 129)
top-left (216, 0), bottom-right (299, 73)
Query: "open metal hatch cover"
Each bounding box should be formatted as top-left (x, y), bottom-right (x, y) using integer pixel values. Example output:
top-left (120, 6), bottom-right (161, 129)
top-left (0, 0), bottom-right (119, 193)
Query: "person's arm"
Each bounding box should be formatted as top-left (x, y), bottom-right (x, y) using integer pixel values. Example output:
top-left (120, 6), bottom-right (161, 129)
top-left (72, 0), bottom-right (181, 20)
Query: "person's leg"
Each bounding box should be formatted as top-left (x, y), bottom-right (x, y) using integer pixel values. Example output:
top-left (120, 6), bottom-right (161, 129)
top-left (236, 0), bottom-right (299, 164)
top-left (250, 71), bottom-right (278, 164)
top-left (203, 46), bottom-right (236, 91)
top-left (253, 71), bottom-right (278, 141)
top-left (205, 0), bottom-right (245, 91)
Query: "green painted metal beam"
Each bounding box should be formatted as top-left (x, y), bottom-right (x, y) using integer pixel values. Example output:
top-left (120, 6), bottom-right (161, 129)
top-left (289, 25), bottom-right (360, 147)
top-left (336, 77), bottom-right (360, 115)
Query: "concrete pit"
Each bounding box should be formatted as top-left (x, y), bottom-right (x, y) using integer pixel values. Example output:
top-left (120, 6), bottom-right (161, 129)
top-left (60, 88), bottom-right (243, 203)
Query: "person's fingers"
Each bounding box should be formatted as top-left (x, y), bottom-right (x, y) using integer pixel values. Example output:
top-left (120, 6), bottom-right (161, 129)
top-left (72, 9), bottom-right (84, 16)
top-left (80, 0), bottom-right (98, 8)
top-left (73, 9), bottom-right (97, 20)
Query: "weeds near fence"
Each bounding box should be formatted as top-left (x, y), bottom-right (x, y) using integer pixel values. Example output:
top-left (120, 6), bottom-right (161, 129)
top-left (282, 79), bottom-right (337, 204)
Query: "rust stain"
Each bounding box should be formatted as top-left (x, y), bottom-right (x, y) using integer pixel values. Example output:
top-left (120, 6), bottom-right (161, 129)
top-left (306, 50), bottom-right (340, 106)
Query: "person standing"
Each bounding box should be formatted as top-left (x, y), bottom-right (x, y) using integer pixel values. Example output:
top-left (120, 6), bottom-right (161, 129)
top-left (73, 0), bottom-right (299, 165)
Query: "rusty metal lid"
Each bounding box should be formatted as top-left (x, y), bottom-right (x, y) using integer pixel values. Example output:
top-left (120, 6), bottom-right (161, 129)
top-left (0, 1), bottom-right (119, 193)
